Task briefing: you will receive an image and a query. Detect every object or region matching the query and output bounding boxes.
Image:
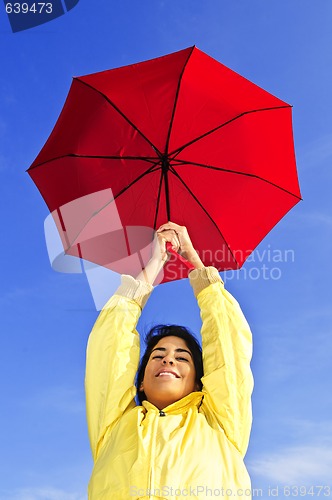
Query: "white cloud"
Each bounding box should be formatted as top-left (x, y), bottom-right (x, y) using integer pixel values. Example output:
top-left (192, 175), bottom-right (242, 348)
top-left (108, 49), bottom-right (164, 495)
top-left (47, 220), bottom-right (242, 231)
top-left (282, 417), bottom-right (332, 439)
top-left (249, 419), bottom-right (332, 485)
top-left (290, 210), bottom-right (332, 229)
top-left (0, 487), bottom-right (86, 500)
top-left (306, 212), bottom-right (332, 228)
top-left (249, 444), bottom-right (332, 485)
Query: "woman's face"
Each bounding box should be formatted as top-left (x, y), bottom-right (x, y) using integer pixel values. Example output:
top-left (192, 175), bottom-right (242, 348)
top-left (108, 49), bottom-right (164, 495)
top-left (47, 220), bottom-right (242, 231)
top-left (140, 336), bottom-right (198, 410)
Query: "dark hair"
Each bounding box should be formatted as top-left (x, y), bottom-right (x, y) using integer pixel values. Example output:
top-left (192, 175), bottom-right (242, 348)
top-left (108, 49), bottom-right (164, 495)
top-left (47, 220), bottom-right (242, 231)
top-left (136, 324), bottom-right (203, 405)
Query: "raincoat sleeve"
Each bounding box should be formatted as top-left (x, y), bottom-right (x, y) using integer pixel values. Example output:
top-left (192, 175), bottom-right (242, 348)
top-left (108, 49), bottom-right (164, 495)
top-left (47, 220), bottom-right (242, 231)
top-left (85, 275), bottom-right (153, 461)
top-left (189, 267), bottom-right (253, 457)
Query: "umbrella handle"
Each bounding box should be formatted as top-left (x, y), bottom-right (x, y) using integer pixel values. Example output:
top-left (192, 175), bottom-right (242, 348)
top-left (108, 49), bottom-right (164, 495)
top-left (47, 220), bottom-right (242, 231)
top-left (166, 242), bottom-right (195, 271)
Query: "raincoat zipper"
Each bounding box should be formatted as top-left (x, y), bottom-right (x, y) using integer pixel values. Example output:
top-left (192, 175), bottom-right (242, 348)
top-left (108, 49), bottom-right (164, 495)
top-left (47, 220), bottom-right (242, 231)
top-left (148, 409), bottom-right (160, 499)
top-left (148, 410), bottom-right (166, 498)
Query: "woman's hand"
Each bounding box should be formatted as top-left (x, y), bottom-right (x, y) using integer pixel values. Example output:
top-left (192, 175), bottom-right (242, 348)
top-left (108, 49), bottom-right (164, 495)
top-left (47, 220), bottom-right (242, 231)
top-left (157, 222), bottom-right (204, 269)
top-left (136, 222), bottom-right (204, 284)
top-left (136, 228), bottom-right (181, 285)
top-left (151, 228), bottom-right (181, 263)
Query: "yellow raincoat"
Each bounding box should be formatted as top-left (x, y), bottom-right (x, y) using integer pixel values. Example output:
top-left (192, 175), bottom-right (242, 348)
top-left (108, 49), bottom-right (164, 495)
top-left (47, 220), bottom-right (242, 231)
top-left (85, 267), bottom-right (253, 499)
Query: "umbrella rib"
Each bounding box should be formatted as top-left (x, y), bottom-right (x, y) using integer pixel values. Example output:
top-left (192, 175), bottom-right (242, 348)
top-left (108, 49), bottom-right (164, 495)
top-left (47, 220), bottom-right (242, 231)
top-left (153, 168), bottom-right (165, 230)
top-left (168, 165), bottom-right (239, 267)
top-left (28, 153), bottom-right (159, 170)
top-left (164, 46), bottom-right (195, 154)
top-left (169, 105), bottom-right (292, 157)
top-left (97, 162), bottom-right (161, 206)
top-left (170, 160), bottom-right (302, 201)
top-left (63, 162), bottom-right (162, 249)
top-left (75, 78), bottom-right (163, 157)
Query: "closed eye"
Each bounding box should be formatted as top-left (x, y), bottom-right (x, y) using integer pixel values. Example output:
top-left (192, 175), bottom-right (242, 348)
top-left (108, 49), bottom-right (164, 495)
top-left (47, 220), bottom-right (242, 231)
top-left (177, 357), bottom-right (189, 362)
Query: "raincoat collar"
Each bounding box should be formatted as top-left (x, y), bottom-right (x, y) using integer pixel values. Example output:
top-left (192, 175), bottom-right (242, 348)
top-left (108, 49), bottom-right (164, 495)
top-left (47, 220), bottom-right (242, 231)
top-left (142, 391), bottom-right (204, 415)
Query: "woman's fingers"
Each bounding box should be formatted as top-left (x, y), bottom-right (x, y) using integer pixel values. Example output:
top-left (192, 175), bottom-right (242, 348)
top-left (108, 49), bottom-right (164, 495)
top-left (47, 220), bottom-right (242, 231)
top-left (158, 229), bottom-right (180, 251)
top-left (157, 222), bottom-right (184, 245)
top-left (158, 222), bottom-right (193, 254)
top-left (151, 227), bottom-right (183, 272)
top-left (155, 222), bottom-right (204, 269)
top-left (157, 221), bottom-right (182, 233)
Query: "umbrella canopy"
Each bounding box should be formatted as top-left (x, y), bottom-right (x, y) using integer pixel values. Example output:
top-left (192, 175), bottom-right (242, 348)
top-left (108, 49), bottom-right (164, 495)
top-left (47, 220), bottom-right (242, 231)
top-left (28, 46), bottom-right (301, 282)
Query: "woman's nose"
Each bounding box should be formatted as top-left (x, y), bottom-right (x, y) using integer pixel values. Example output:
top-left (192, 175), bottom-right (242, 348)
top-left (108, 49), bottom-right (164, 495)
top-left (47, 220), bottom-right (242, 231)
top-left (162, 357), bottom-right (174, 365)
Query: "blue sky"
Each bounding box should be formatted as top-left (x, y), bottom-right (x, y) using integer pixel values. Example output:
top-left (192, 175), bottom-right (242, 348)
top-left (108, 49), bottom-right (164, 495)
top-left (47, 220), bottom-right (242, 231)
top-left (1, 1), bottom-right (332, 499)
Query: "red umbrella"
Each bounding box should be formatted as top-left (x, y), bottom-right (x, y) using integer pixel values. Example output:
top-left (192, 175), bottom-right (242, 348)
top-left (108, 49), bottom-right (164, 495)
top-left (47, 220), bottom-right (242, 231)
top-left (28, 46), bottom-right (301, 282)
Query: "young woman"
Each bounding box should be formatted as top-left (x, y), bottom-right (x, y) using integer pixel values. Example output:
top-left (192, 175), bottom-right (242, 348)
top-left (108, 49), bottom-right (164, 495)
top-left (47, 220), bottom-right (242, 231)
top-left (85, 222), bottom-right (254, 499)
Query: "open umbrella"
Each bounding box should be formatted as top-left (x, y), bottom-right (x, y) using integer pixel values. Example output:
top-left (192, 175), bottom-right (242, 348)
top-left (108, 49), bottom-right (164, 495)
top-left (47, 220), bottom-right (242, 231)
top-left (28, 46), bottom-right (301, 282)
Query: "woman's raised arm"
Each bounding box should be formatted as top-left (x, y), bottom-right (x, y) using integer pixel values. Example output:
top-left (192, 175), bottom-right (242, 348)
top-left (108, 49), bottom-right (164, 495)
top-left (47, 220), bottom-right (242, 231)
top-left (85, 278), bottom-right (152, 461)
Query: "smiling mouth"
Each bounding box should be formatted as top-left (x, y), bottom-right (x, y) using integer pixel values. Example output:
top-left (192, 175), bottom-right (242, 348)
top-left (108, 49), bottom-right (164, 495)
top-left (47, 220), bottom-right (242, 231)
top-left (156, 371), bottom-right (180, 378)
